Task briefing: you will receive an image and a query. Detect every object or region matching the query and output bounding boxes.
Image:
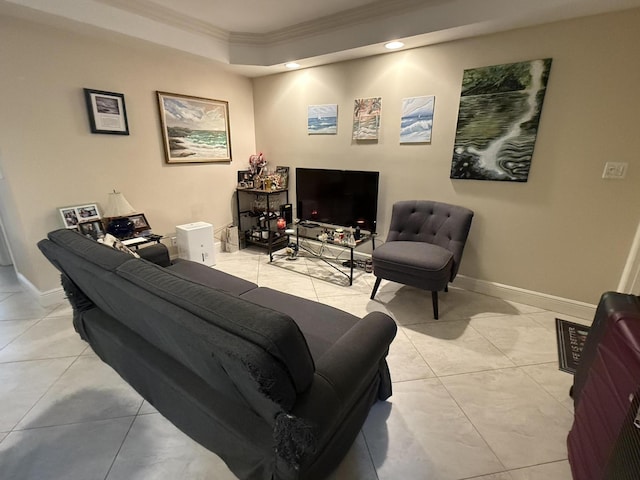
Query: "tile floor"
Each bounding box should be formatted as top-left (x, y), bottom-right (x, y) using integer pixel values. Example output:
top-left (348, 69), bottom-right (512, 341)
top-left (0, 248), bottom-right (589, 479)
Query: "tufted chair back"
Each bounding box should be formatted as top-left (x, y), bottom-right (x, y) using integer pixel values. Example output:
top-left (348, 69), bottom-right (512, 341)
top-left (386, 200), bottom-right (474, 280)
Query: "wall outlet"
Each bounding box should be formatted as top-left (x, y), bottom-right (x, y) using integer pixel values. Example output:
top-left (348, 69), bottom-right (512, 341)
top-left (171, 236), bottom-right (177, 246)
top-left (602, 161), bottom-right (628, 179)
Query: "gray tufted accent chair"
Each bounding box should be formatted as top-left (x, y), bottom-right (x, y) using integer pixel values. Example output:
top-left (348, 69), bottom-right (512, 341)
top-left (370, 200), bottom-right (474, 319)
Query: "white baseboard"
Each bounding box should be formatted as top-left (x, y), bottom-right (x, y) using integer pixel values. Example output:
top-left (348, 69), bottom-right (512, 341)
top-left (454, 275), bottom-right (596, 320)
top-left (17, 272), bottom-right (66, 307)
top-left (21, 253), bottom-right (596, 319)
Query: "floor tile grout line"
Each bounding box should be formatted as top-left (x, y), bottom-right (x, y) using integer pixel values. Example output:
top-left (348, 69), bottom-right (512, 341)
top-left (103, 405), bottom-right (147, 479)
top-left (8, 352), bottom-right (86, 433)
top-left (437, 377), bottom-right (510, 475)
top-left (12, 413), bottom-right (139, 433)
top-left (359, 428), bottom-right (381, 480)
top-left (0, 317), bottom-right (49, 353)
top-left (518, 364), bottom-right (575, 414)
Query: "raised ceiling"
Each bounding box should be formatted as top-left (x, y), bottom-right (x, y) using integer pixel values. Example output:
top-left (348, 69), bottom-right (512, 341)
top-left (2, 0), bottom-right (640, 76)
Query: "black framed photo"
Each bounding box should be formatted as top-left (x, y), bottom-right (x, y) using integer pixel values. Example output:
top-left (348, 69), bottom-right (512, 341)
top-left (84, 88), bottom-right (129, 135)
top-left (128, 213), bottom-right (150, 233)
top-left (237, 170), bottom-right (254, 188)
top-left (78, 220), bottom-right (105, 240)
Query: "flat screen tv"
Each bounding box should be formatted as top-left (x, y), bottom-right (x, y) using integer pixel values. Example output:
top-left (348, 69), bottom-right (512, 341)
top-left (296, 168), bottom-right (379, 232)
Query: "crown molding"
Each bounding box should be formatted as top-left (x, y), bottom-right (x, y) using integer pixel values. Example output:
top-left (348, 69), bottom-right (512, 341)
top-left (96, 0), bottom-right (230, 42)
top-left (98, 0), bottom-right (427, 47)
top-left (230, 0), bottom-right (429, 46)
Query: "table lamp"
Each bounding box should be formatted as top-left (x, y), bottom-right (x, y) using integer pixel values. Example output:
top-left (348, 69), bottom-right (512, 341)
top-left (103, 190), bottom-right (136, 238)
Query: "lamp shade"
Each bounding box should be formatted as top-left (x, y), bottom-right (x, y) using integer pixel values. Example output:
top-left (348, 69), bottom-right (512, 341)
top-left (103, 191), bottom-right (136, 218)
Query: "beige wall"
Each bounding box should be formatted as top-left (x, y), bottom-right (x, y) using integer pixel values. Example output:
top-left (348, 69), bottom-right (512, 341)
top-left (2, 10), bottom-right (639, 304)
top-left (252, 9), bottom-right (640, 304)
top-left (0, 16), bottom-right (256, 292)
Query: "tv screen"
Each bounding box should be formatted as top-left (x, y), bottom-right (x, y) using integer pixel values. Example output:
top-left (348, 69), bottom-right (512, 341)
top-left (296, 168), bottom-right (379, 232)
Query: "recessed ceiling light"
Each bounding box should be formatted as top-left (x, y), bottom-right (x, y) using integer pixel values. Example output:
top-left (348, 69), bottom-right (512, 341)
top-left (385, 41), bottom-right (404, 50)
top-left (285, 62), bottom-right (301, 69)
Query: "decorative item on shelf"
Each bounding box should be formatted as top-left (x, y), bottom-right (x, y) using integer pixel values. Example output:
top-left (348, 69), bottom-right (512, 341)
top-left (285, 242), bottom-right (299, 260)
top-left (249, 153), bottom-right (266, 176)
top-left (335, 228), bottom-right (344, 242)
top-left (354, 225), bottom-right (361, 240)
top-left (346, 233), bottom-right (357, 248)
top-left (276, 166), bottom-right (289, 189)
top-left (103, 190), bottom-right (136, 239)
top-left (237, 170), bottom-right (254, 189)
top-left (276, 217), bottom-right (287, 230)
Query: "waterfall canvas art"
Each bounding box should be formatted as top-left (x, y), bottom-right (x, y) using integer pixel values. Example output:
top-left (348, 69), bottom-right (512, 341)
top-left (450, 58), bottom-right (552, 181)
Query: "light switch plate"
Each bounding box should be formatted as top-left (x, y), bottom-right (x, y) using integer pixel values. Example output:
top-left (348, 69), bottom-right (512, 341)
top-left (602, 161), bottom-right (628, 179)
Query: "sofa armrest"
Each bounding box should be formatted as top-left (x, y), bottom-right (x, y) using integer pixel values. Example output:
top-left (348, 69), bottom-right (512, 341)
top-left (315, 311), bottom-right (396, 404)
top-left (137, 243), bottom-right (171, 267)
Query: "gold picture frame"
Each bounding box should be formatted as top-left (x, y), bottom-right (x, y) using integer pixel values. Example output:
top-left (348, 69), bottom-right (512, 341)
top-left (157, 91), bottom-right (232, 164)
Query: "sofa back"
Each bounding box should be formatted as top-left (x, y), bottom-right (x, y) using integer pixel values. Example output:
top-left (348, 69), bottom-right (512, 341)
top-left (38, 229), bottom-right (315, 419)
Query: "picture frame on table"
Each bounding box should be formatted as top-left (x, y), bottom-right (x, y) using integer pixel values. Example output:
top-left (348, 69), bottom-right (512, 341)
top-left (83, 88), bottom-right (129, 135)
top-left (237, 170), bottom-right (254, 189)
top-left (276, 166), bottom-right (289, 189)
top-left (128, 213), bottom-right (150, 233)
top-left (78, 220), bottom-right (106, 240)
top-left (59, 203), bottom-right (101, 229)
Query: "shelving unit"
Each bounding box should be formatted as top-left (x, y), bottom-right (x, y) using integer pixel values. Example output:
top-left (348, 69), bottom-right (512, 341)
top-left (235, 187), bottom-right (289, 261)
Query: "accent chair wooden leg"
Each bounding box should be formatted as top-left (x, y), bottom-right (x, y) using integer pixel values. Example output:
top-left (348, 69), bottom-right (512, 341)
top-left (371, 277), bottom-right (382, 300)
top-left (432, 291), bottom-right (439, 319)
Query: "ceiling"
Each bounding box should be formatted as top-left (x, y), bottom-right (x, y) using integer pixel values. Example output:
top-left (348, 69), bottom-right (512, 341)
top-left (2, 0), bottom-right (640, 76)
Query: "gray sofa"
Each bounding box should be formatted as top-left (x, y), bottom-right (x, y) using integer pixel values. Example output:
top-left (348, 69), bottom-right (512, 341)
top-left (38, 229), bottom-right (397, 480)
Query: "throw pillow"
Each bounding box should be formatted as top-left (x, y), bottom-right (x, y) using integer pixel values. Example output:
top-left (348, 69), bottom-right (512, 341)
top-left (99, 233), bottom-right (140, 258)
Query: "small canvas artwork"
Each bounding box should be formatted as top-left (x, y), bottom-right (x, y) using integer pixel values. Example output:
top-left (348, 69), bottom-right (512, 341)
top-left (400, 96), bottom-right (435, 143)
top-left (308, 104), bottom-right (338, 134)
top-left (352, 97), bottom-right (381, 140)
top-left (450, 58), bottom-right (552, 182)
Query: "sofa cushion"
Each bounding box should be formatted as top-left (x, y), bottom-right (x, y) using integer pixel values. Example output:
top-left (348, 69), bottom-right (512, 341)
top-left (116, 260), bottom-right (315, 395)
top-left (372, 240), bottom-right (453, 287)
top-left (239, 287), bottom-right (358, 361)
top-left (167, 261), bottom-right (257, 296)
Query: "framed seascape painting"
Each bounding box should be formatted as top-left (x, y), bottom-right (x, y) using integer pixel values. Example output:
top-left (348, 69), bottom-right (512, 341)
top-left (400, 95), bottom-right (435, 143)
top-left (83, 88), bottom-right (129, 135)
top-left (157, 91), bottom-right (232, 163)
top-left (450, 58), bottom-right (552, 182)
top-left (308, 104), bottom-right (338, 134)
